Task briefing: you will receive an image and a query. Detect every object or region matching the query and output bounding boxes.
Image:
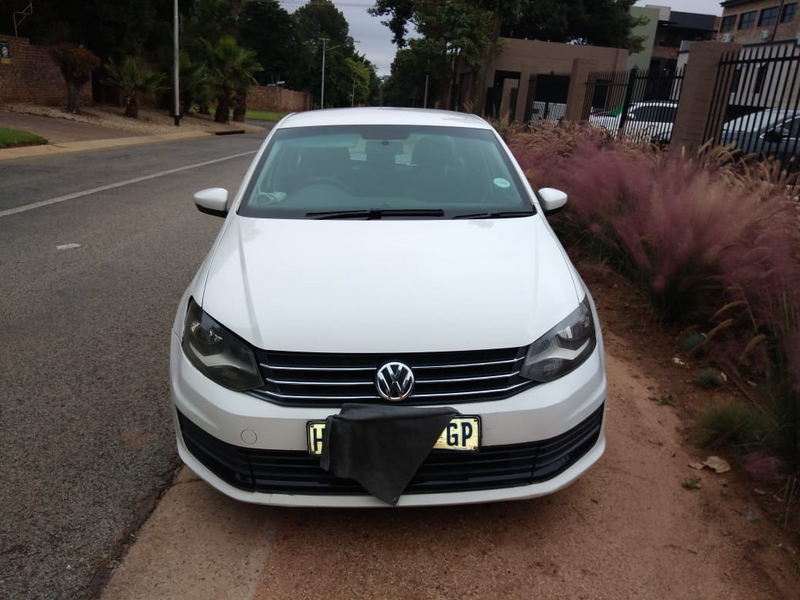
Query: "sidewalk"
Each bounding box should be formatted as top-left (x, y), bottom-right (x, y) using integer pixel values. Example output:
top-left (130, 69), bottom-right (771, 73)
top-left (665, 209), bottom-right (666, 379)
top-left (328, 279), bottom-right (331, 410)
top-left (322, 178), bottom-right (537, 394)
top-left (0, 108), bottom-right (266, 161)
top-left (100, 468), bottom-right (279, 600)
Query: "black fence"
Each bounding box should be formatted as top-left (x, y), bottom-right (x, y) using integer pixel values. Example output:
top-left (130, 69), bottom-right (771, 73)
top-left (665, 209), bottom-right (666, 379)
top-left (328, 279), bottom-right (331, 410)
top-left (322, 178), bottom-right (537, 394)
top-left (524, 72), bottom-right (571, 123)
top-left (583, 67), bottom-right (685, 143)
top-left (705, 45), bottom-right (800, 170)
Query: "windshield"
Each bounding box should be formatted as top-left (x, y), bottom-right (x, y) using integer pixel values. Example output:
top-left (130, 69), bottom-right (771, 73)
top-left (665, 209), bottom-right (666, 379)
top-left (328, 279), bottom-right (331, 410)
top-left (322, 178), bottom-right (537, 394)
top-left (723, 110), bottom-right (790, 133)
top-left (238, 125), bottom-right (534, 219)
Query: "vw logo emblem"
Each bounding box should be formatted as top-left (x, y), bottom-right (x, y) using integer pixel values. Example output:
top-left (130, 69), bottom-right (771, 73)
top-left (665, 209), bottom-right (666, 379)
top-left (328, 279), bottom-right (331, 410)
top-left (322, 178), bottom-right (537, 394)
top-left (376, 362), bottom-right (415, 402)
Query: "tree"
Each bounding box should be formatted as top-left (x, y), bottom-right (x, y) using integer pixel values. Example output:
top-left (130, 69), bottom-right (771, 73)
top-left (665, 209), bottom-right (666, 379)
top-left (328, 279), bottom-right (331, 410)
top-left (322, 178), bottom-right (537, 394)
top-left (48, 43), bottom-right (100, 114)
top-left (238, 0), bottom-right (305, 87)
top-left (371, 0), bottom-right (526, 108)
top-left (344, 58), bottom-right (372, 106)
top-left (370, 0), bottom-right (526, 49)
top-left (293, 0), bottom-right (358, 107)
top-left (501, 0), bottom-right (646, 52)
top-left (202, 35), bottom-right (262, 123)
top-left (371, 0), bottom-right (644, 109)
top-left (381, 39), bottom-right (450, 108)
top-left (104, 56), bottom-right (165, 118)
top-left (156, 47), bottom-right (209, 116)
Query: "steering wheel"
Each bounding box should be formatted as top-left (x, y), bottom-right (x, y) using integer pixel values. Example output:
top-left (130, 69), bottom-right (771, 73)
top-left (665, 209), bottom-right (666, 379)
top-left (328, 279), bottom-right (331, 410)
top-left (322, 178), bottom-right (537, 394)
top-left (298, 177), bottom-right (352, 193)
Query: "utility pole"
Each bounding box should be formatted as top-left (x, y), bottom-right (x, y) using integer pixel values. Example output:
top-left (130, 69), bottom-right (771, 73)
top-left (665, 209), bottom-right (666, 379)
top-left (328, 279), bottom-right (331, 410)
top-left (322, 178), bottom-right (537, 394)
top-left (423, 74), bottom-right (429, 109)
top-left (320, 38), bottom-right (328, 109)
top-left (173, 0), bottom-right (180, 126)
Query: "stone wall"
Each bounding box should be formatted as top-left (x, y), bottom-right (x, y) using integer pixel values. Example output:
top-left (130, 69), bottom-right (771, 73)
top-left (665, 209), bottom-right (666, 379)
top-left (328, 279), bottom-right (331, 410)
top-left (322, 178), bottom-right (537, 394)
top-left (248, 86), bottom-right (311, 113)
top-left (0, 37), bottom-right (93, 107)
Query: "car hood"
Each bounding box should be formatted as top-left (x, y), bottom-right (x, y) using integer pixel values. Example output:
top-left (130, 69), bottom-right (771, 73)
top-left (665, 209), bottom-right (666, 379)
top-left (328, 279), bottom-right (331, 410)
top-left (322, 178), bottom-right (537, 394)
top-left (200, 216), bottom-right (580, 353)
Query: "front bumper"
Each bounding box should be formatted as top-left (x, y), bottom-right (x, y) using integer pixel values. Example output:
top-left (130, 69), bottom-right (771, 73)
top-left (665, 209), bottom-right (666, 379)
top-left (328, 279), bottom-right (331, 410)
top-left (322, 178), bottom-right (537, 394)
top-left (170, 331), bottom-right (607, 507)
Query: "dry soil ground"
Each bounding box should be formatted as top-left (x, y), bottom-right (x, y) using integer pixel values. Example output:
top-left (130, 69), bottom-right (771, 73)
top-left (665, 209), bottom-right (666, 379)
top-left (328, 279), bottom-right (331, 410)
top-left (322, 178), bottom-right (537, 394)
top-left (4, 104), bottom-right (257, 137)
top-left (102, 264), bottom-right (800, 600)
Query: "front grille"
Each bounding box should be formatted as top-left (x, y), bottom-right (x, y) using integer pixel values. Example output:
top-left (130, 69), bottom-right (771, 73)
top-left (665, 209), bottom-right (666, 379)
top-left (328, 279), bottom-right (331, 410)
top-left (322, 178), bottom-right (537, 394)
top-left (177, 403), bottom-right (604, 496)
top-left (250, 347), bottom-right (534, 407)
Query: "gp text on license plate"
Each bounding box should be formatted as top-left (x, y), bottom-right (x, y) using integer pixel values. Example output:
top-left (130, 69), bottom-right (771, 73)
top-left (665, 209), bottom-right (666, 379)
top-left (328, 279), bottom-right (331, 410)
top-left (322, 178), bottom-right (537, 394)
top-left (307, 417), bottom-right (481, 456)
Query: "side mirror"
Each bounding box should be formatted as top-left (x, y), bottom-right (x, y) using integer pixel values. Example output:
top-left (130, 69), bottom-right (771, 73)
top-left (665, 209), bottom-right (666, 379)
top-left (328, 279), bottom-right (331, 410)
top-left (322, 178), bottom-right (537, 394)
top-left (538, 187), bottom-right (568, 215)
top-left (194, 188), bottom-right (229, 218)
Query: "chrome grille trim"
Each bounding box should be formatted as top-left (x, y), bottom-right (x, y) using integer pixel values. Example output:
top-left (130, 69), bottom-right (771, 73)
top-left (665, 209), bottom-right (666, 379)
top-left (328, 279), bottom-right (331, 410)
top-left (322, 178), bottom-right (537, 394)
top-left (251, 347), bottom-right (533, 407)
top-left (253, 380), bottom-right (528, 401)
top-left (260, 364), bottom-right (375, 372)
top-left (412, 357), bottom-right (524, 370)
top-left (417, 371), bottom-right (521, 384)
top-left (264, 371), bottom-right (520, 387)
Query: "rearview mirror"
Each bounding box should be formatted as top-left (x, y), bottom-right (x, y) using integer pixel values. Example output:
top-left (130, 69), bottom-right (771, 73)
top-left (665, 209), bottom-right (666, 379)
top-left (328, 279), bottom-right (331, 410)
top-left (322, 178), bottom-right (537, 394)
top-left (538, 188), bottom-right (568, 215)
top-left (194, 188), bottom-right (229, 218)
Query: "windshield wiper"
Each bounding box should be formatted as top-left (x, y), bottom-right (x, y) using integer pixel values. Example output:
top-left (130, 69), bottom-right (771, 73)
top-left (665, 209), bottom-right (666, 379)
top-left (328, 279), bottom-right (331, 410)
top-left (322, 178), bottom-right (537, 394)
top-left (306, 208), bottom-right (445, 220)
top-left (452, 211), bottom-right (533, 220)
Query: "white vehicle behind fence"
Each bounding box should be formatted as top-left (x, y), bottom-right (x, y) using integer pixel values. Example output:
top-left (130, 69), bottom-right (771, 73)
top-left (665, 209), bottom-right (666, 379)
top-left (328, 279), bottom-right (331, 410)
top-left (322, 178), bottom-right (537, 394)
top-left (589, 100), bottom-right (678, 144)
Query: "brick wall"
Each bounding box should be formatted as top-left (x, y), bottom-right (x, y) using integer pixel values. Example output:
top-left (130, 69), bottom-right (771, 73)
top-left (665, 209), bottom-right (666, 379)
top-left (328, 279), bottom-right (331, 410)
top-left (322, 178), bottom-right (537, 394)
top-left (0, 37), bottom-right (93, 107)
top-left (248, 86), bottom-right (311, 113)
top-left (479, 38), bottom-right (629, 122)
top-left (721, 0), bottom-right (800, 44)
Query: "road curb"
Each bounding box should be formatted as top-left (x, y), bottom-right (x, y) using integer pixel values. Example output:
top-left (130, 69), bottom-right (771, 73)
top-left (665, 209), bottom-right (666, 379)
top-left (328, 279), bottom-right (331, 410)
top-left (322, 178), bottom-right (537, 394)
top-left (0, 130), bottom-right (215, 161)
top-left (101, 467), bottom-right (279, 600)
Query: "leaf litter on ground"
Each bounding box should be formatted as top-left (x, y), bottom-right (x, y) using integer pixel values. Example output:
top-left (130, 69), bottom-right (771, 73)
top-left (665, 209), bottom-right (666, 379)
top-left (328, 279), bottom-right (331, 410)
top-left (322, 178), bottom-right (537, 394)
top-left (688, 456), bottom-right (731, 474)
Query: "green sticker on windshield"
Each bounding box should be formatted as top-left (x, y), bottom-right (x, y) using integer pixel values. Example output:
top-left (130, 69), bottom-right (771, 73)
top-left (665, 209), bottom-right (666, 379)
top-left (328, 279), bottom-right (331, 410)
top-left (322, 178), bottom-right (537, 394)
top-left (493, 178), bottom-right (511, 189)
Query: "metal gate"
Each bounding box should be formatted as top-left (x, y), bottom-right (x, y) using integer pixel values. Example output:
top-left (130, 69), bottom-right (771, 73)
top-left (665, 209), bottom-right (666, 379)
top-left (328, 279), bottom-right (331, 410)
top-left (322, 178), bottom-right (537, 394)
top-left (705, 44), bottom-right (800, 169)
top-left (583, 67), bottom-right (685, 143)
top-left (525, 72), bottom-right (571, 124)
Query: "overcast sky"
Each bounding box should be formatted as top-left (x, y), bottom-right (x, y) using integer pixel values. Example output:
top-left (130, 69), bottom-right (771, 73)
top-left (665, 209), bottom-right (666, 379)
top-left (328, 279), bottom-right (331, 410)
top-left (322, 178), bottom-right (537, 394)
top-left (634, 0), bottom-right (723, 16)
top-left (281, 1), bottom-right (726, 77)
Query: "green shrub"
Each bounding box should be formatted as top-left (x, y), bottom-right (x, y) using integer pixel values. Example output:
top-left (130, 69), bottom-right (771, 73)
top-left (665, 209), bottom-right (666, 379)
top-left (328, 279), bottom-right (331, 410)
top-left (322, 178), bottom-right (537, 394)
top-left (697, 399), bottom-right (771, 450)
top-left (695, 368), bottom-right (726, 388)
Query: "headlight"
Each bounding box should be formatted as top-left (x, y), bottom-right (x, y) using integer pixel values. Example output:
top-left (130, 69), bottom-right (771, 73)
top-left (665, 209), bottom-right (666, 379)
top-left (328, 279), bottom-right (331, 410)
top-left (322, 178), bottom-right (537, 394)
top-left (181, 299), bottom-right (263, 391)
top-left (520, 297), bottom-right (597, 382)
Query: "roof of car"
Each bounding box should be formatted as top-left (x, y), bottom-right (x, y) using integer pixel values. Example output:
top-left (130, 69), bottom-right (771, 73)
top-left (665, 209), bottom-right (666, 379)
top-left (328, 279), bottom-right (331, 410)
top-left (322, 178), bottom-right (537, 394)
top-left (723, 109), bottom-right (797, 132)
top-left (632, 100), bottom-right (678, 107)
top-left (276, 107), bottom-right (493, 130)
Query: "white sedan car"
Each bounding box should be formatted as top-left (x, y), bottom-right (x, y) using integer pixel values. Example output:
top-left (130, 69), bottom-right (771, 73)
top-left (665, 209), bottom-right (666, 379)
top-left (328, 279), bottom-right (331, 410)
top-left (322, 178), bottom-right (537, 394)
top-left (170, 107), bottom-right (606, 507)
top-left (590, 100), bottom-right (678, 143)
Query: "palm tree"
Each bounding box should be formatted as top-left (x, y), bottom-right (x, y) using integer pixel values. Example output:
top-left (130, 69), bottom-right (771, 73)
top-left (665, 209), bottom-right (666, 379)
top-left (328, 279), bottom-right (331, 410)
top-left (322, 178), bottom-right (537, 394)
top-left (178, 51), bottom-right (208, 116)
top-left (104, 56), bottom-right (165, 119)
top-left (202, 36), bottom-right (262, 124)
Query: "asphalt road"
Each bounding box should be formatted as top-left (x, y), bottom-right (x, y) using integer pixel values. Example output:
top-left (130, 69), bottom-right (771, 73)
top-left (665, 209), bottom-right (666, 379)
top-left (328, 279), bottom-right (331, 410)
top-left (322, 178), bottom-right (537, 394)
top-left (0, 133), bottom-right (266, 600)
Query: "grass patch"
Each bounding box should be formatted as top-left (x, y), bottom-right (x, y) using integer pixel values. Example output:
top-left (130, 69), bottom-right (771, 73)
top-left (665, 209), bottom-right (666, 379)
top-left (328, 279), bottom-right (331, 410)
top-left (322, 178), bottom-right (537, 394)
top-left (682, 477), bottom-right (702, 490)
top-left (244, 109), bottom-right (287, 122)
top-left (697, 399), bottom-right (771, 449)
top-left (0, 127), bottom-right (48, 148)
top-left (695, 368), bottom-right (726, 388)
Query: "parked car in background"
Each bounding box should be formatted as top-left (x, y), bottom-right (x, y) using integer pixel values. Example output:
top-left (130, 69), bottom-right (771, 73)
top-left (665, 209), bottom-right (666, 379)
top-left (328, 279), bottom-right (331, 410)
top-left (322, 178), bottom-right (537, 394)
top-left (590, 100), bottom-right (678, 143)
top-left (720, 109), bottom-right (800, 170)
top-left (170, 107), bottom-right (607, 508)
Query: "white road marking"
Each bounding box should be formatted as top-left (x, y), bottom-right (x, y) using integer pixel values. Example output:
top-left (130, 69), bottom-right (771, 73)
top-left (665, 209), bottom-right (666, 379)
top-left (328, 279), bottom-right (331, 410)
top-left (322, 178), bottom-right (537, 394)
top-left (56, 243), bottom-right (82, 251)
top-left (0, 151), bottom-right (257, 219)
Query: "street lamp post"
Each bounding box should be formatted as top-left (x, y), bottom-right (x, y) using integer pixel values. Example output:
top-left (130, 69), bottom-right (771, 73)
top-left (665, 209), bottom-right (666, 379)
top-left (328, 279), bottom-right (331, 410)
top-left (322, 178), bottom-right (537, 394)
top-left (320, 38), bottom-right (328, 110)
top-left (173, 0), bottom-right (180, 126)
top-left (319, 38), bottom-right (360, 110)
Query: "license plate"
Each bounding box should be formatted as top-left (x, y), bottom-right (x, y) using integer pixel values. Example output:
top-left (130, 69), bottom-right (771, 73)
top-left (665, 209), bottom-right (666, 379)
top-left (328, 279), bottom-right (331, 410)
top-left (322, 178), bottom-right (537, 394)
top-left (307, 417), bottom-right (481, 456)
